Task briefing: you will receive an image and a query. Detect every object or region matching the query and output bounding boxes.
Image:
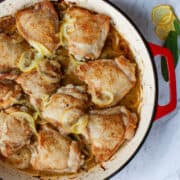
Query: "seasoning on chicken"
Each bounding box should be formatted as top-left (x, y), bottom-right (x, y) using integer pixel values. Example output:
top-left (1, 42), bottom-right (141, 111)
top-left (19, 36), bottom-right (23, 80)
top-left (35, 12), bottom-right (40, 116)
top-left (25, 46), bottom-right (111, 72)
top-left (5, 147), bottom-right (31, 169)
top-left (16, 1), bottom-right (59, 56)
top-left (16, 59), bottom-right (62, 109)
top-left (60, 7), bottom-right (110, 60)
top-left (31, 125), bottom-right (83, 173)
top-left (42, 84), bottom-right (88, 134)
top-left (82, 106), bottom-right (137, 162)
top-left (0, 33), bottom-right (28, 72)
top-left (0, 80), bottom-right (22, 109)
top-left (0, 112), bottom-right (33, 157)
top-left (75, 56), bottom-right (136, 108)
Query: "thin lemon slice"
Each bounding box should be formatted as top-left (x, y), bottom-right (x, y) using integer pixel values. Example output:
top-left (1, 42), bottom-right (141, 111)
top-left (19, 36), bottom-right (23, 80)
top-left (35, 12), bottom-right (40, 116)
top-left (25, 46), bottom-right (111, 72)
top-left (152, 5), bottom-right (173, 25)
top-left (17, 50), bottom-right (42, 72)
top-left (11, 112), bottom-right (37, 135)
top-left (41, 94), bottom-right (50, 107)
top-left (70, 115), bottom-right (88, 134)
top-left (59, 15), bottom-right (76, 46)
top-left (92, 91), bottom-right (114, 107)
top-left (160, 14), bottom-right (175, 25)
top-left (29, 40), bottom-right (52, 57)
top-left (155, 21), bottom-right (175, 40)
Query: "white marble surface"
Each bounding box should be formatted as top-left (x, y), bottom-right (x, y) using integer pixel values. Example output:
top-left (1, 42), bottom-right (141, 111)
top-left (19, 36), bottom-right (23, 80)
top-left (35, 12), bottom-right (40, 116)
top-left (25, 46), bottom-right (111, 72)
top-left (109, 0), bottom-right (180, 180)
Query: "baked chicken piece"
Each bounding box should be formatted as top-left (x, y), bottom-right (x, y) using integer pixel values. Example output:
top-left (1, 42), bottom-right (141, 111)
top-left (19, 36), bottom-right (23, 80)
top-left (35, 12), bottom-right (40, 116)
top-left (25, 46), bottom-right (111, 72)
top-left (5, 147), bottom-right (31, 169)
top-left (0, 33), bottom-right (28, 72)
top-left (16, 59), bottom-right (62, 109)
top-left (31, 125), bottom-right (83, 173)
top-left (0, 80), bottom-right (22, 109)
top-left (75, 56), bottom-right (136, 108)
top-left (16, 1), bottom-right (59, 56)
top-left (83, 106), bottom-right (137, 162)
top-left (42, 84), bottom-right (88, 134)
top-left (61, 7), bottom-right (110, 60)
top-left (0, 111), bottom-right (33, 157)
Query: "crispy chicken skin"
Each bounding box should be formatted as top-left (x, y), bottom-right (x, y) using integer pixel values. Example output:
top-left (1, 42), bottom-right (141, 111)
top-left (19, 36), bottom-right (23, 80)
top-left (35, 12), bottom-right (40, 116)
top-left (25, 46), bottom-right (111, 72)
top-left (16, 1), bottom-right (59, 53)
top-left (75, 56), bottom-right (136, 108)
top-left (42, 84), bottom-right (88, 134)
top-left (5, 147), bottom-right (31, 169)
top-left (16, 59), bottom-right (62, 108)
top-left (31, 126), bottom-right (83, 173)
top-left (63, 7), bottom-right (110, 60)
top-left (0, 112), bottom-right (32, 157)
top-left (0, 33), bottom-right (28, 72)
top-left (0, 81), bottom-right (22, 109)
top-left (83, 106), bottom-right (137, 162)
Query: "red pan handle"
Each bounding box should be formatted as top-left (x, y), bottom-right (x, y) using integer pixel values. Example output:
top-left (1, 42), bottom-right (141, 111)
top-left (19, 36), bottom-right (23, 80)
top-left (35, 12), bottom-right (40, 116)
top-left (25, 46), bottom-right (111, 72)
top-left (148, 43), bottom-right (177, 121)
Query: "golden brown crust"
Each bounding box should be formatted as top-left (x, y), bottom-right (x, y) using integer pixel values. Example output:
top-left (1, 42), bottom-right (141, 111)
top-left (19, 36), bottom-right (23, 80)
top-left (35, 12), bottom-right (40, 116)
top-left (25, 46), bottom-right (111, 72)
top-left (31, 126), bottom-right (83, 172)
top-left (0, 81), bottom-right (22, 109)
top-left (0, 112), bottom-right (32, 157)
top-left (88, 112), bottom-right (125, 162)
top-left (16, 1), bottom-right (59, 52)
top-left (64, 7), bottom-right (110, 59)
top-left (42, 85), bottom-right (88, 134)
top-left (86, 106), bottom-right (137, 162)
top-left (75, 56), bottom-right (136, 107)
top-left (0, 33), bottom-right (28, 72)
top-left (16, 59), bottom-right (61, 108)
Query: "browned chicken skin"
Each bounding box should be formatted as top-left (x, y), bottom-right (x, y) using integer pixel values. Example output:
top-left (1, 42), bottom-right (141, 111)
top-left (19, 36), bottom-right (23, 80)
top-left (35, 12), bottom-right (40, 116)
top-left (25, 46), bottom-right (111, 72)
top-left (16, 59), bottom-right (62, 109)
top-left (31, 125), bottom-right (83, 173)
top-left (5, 146), bottom-right (31, 169)
top-left (0, 1), bottom-right (140, 175)
top-left (0, 111), bottom-right (33, 157)
top-left (75, 56), bottom-right (136, 108)
top-left (0, 33), bottom-right (28, 72)
top-left (82, 106), bottom-right (137, 162)
top-left (42, 84), bottom-right (88, 134)
top-left (16, 1), bottom-right (59, 54)
top-left (0, 80), bottom-right (22, 109)
top-left (62, 7), bottom-right (110, 60)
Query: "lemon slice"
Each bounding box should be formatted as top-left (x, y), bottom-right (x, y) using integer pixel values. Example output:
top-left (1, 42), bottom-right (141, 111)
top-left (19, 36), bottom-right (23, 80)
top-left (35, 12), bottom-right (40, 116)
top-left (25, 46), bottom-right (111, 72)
top-left (29, 40), bottom-right (52, 57)
top-left (70, 115), bottom-right (88, 134)
top-left (152, 5), bottom-right (173, 25)
top-left (92, 91), bottom-right (114, 107)
top-left (17, 50), bottom-right (42, 72)
top-left (155, 21), bottom-right (175, 40)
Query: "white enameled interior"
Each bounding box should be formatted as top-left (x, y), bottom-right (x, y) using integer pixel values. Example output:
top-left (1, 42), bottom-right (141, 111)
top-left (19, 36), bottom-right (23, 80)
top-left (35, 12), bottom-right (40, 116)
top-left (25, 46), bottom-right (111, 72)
top-left (0, 0), bottom-right (156, 179)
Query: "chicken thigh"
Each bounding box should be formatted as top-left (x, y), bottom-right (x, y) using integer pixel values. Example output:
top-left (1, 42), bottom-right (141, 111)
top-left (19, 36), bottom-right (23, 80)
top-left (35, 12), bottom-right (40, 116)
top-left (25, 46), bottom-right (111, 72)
top-left (5, 146), bottom-right (31, 169)
top-left (0, 80), bottom-right (22, 109)
top-left (16, 1), bottom-right (59, 56)
top-left (0, 33), bottom-right (28, 72)
top-left (31, 125), bottom-right (83, 173)
top-left (61, 7), bottom-right (110, 60)
top-left (75, 56), bottom-right (136, 108)
top-left (0, 111), bottom-right (33, 157)
top-left (42, 84), bottom-right (88, 134)
top-left (16, 59), bottom-right (62, 109)
top-left (83, 106), bottom-right (137, 162)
